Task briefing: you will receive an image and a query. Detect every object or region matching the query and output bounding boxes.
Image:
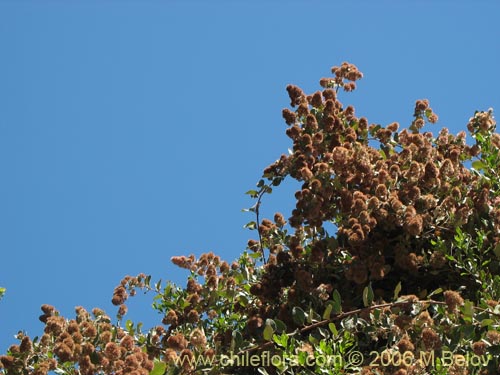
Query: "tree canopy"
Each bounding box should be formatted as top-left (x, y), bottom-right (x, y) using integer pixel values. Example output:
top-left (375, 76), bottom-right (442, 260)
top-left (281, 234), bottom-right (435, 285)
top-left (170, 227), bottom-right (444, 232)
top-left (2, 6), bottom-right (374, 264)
top-left (2, 63), bottom-right (500, 375)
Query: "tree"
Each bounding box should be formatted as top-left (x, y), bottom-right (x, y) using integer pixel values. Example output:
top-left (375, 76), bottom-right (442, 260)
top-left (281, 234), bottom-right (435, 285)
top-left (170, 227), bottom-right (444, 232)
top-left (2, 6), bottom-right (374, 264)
top-left (1, 62), bottom-right (500, 375)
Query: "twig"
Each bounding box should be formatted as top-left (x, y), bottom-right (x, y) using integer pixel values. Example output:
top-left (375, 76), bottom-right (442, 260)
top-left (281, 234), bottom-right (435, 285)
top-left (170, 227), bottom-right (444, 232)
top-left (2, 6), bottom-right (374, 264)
top-left (255, 187), bottom-right (267, 264)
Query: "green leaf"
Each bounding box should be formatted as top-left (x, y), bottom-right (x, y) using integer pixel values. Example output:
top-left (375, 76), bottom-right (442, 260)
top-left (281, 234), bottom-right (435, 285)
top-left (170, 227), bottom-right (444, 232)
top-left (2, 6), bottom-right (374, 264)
top-left (328, 322), bottom-right (338, 337)
top-left (245, 190), bottom-right (259, 198)
top-left (393, 282), bottom-right (402, 301)
top-left (463, 300), bottom-right (474, 319)
top-left (308, 307), bottom-right (317, 323)
top-left (308, 334), bottom-right (318, 345)
top-left (163, 283), bottom-right (172, 296)
top-left (274, 319), bottom-right (287, 333)
top-left (297, 351), bottom-right (307, 366)
top-left (125, 320), bottom-right (134, 332)
top-left (232, 330), bottom-right (243, 347)
top-left (369, 124), bottom-right (381, 136)
top-left (332, 289), bottom-right (342, 314)
top-left (428, 288), bottom-right (443, 298)
top-left (244, 221), bottom-right (257, 230)
top-left (292, 306), bottom-right (306, 326)
top-left (481, 319), bottom-right (495, 327)
top-left (265, 319), bottom-right (276, 330)
top-left (323, 303), bottom-right (333, 320)
top-left (271, 178), bottom-right (282, 187)
top-left (472, 160), bottom-right (485, 171)
top-left (149, 361), bottom-right (166, 375)
top-left (263, 324), bottom-right (274, 341)
top-left (318, 327), bottom-right (329, 338)
top-left (179, 298), bottom-right (190, 310)
top-left (461, 324), bottom-right (475, 337)
top-left (237, 294), bottom-right (248, 307)
top-left (362, 284), bottom-right (374, 307)
top-left (273, 332), bottom-right (288, 348)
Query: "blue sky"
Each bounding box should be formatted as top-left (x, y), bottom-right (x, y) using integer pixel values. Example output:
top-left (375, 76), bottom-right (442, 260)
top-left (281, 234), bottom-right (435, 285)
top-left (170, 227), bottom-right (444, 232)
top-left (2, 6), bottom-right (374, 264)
top-left (0, 2), bottom-right (499, 352)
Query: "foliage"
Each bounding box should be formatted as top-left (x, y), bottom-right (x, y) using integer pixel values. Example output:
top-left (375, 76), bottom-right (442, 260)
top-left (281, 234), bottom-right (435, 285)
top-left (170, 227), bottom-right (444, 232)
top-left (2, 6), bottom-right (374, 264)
top-left (1, 63), bottom-right (500, 375)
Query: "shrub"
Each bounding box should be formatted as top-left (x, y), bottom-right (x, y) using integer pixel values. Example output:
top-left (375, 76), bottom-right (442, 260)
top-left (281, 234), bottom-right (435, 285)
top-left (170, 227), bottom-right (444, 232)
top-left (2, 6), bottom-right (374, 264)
top-left (2, 62), bottom-right (500, 375)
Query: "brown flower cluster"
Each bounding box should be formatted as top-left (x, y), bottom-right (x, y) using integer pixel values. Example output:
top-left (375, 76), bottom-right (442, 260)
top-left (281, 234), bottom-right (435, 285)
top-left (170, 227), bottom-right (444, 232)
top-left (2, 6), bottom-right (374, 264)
top-left (120, 251), bottom-right (247, 372)
top-left (444, 290), bottom-right (465, 312)
top-left (112, 273), bottom-right (148, 307)
top-left (260, 61), bottom-right (500, 307)
top-left (1, 306), bottom-right (154, 375)
top-left (319, 61), bottom-right (363, 92)
top-left (159, 252), bottom-right (235, 328)
top-left (467, 108), bottom-right (496, 135)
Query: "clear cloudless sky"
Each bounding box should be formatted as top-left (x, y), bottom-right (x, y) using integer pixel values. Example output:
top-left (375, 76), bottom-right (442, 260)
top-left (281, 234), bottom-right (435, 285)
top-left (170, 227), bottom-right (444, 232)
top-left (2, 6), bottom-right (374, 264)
top-left (0, 1), bottom-right (499, 352)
